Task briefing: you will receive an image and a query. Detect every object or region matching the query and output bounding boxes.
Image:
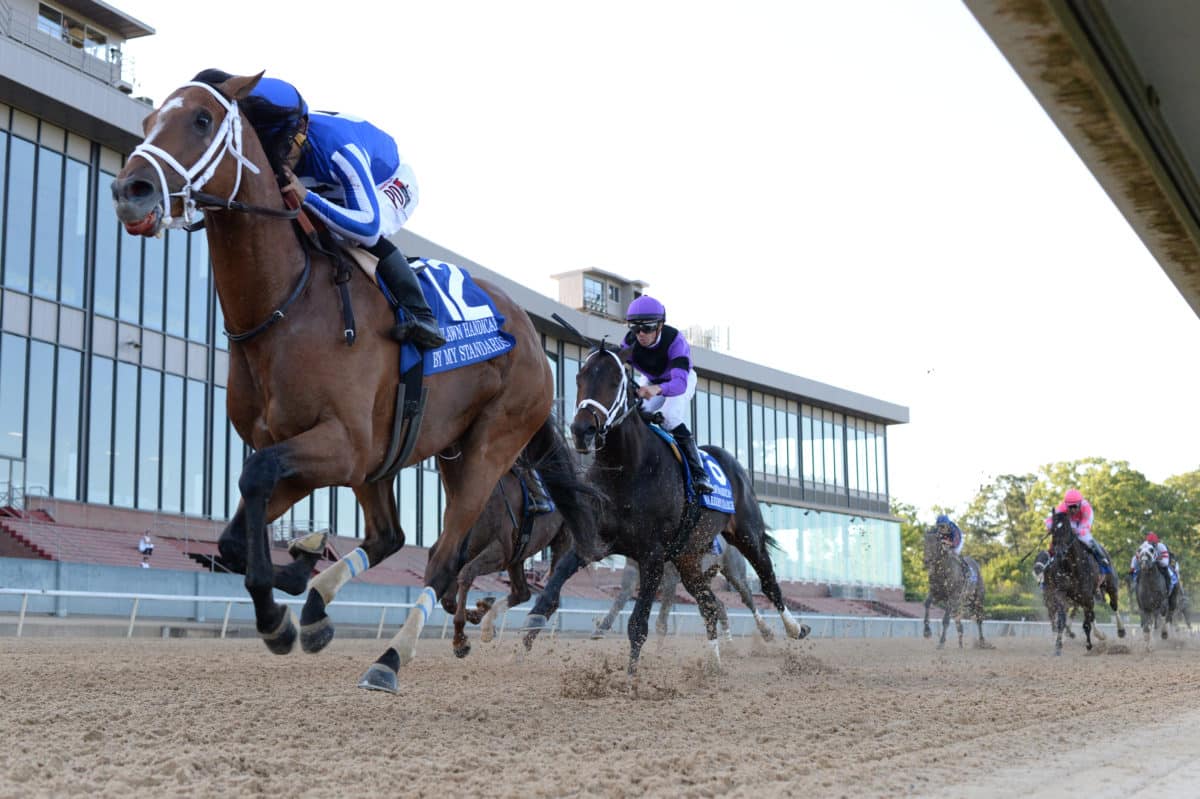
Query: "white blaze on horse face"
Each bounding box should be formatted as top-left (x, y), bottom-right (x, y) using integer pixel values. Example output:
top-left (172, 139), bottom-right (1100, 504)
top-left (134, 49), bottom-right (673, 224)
top-left (144, 96), bottom-right (184, 146)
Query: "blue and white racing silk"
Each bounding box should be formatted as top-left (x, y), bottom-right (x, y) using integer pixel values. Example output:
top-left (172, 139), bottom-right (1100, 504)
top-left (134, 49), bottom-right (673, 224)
top-left (396, 260), bottom-right (516, 375)
top-left (646, 425), bottom-right (736, 513)
top-left (295, 111), bottom-right (417, 247)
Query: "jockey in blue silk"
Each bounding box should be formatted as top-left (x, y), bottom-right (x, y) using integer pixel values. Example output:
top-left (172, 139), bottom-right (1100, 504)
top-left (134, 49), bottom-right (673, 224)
top-left (201, 70), bottom-right (445, 349)
top-left (934, 514), bottom-right (964, 555)
top-left (621, 295), bottom-right (712, 494)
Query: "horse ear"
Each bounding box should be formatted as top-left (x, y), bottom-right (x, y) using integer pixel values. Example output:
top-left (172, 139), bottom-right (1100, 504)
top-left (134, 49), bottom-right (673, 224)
top-left (220, 71), bottom-right (266, 102)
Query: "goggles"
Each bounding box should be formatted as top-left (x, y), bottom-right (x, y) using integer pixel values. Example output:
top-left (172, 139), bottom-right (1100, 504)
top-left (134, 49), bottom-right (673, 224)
top-left (628, 321), bottom-right (661, 334)
top-left (1067, 503), bottom-right (1080, 513)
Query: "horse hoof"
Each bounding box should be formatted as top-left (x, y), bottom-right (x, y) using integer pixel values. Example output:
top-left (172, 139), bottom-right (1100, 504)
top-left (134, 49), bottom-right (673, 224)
top-left (1054, 649), bottom-right (1062, 656)
top-left (789, 624), bottom-right (811, 640)
top-left (357, 663), bottom-right (399, 694)
top-left (923, 629), bottom-right (932, 639)
top-left (453, 641), bottom-right (471, 659)
top-left (590, 629), bottom-right (606, 640)
top-left (480, 626), bottom-right (496, 643)
top-left (1118, 628), bottom-right (1126, 638)
top-left (936, 641), bottom-right (945, 650)
top-left (1086, 642), bottom-right (1093, 651)
top-left (300, 617), bottom-right (334, 654)
top-left (260, 609), bottom-right (297, 655)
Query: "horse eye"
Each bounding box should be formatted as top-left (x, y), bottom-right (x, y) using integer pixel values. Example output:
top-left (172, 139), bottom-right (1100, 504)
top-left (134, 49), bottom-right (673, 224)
top-left (194, 110), bottom-right (212, 132)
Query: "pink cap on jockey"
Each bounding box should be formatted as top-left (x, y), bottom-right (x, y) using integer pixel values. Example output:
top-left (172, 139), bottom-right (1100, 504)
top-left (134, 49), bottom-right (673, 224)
top-left (1146, 532), bottom-right (1159, 544)
top-left (1063, 488), bottom-right (1083, 505)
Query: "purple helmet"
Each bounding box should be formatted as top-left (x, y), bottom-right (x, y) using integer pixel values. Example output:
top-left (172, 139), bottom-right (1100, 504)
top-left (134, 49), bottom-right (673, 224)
top-left (626, 294), bottom-right (666, 325)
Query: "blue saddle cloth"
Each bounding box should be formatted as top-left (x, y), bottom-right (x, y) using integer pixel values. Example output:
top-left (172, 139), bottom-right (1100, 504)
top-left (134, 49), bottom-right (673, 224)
top-left (647, 425), bottom-right (736, 513)
top-left (385, 259), bottom-right (516, 375)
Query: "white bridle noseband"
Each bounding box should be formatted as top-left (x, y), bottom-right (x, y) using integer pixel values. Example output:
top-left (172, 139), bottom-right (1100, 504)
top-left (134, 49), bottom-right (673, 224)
top-left (576, 348), bottom-right (634, 441)
top-left (128, 81), bottom-right (261, 230)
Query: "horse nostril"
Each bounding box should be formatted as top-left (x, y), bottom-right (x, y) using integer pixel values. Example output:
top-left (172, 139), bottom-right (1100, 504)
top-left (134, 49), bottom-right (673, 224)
top-left (113, 176), bottom-right (155, 203)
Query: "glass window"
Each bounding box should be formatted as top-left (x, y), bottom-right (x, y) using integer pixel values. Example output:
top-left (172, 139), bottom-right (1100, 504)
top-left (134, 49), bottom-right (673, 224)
top-left (210, 386), bottom-right (227, 518)
top-left (583, 277), bottom-right (603, 313)
top-left (312, 487), bottom-right (331, 534)
top-left (37, 4), bottom-right (63, 39)
top-left (421, 465), bottom-right (440, 546)
top-left (166, 230), bottom-right (187, 336)
top-left (5, 136), bottom-right (36, 292)
top-left (763, 399), bottom-right (777, 477)
top-left (608, 284), bottom-right (619, 302)
top-left (161, 374), bottom-right (183, 512)
top-left (83, 27), bottom-right (106, 60)
top-left (62, 14), bottom-right (84, 47)
top-left (187, 232), bottom-right (209, 341)
top-left (831, 413), bottom-right (844, 493)
top-left (399, 467), bottom-right (417, 542)
top-left (32, 147), bottom-right (63, 300)
top-left (137, 368), bottom-right (161, 510)
top-left (0, 334), bottom-right (26, 459)
top-left (709, 387), bottom-right (723, 448)
top-left (93, 171), bottom-right (118, 317)
top-left (53, 348), bottom-right (80, 499)
top-left (751, 399), bottom-right (765, 475)
top-left (59, 158), bottom-right (89, 307)
top-left (778, 406), bottom-right (793, 482)
top-left (118, 232), bottom-right (141, 322)
top-left (695, 387), bottom-right (709, 446)
top-left (25, 341), bottom-right (54, 496)
top-left (227, 418), bottom-right (242, 521)
top-left (112, 361), bottom-right (137, 507)
top-left (185, 379), bottom-right (205, 514)
top-left (87, 355), bottom-right (113, 502)
top-left (142, 233), bottom-right (165, 330)
top-left (336, 486), bottom-right (357, 538)
top-left (0, 132), bottom-right (7, 278)
top-left (735, 392), bottom-right (749, 465)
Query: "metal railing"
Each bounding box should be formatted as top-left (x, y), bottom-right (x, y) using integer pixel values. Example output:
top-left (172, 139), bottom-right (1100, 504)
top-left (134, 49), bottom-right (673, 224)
top-left (0, 0), bottom-right (136, 90)
top-left (0, 586), bottom-right (1140, 642)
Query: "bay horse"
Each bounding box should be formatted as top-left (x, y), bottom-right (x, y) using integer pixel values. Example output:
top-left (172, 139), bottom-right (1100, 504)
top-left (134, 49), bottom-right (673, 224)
top-left (921, 526), bottom-right (987, 649)
top-left (522, 344), bottom-right (809, 674)
top-left (444, 443), bottom-right (598, 658)
top-left (591, 537), bottom-right (776, 642)
top-left (111, 73), bottom-right (602, 693)
top-left (1134, 542), bottom-right (1176, 647)
top-left (1042, 510), bottom-right (1124, 654)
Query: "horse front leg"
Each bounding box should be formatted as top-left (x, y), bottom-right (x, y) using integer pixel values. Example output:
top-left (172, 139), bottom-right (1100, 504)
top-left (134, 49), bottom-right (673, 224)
top-left (656, 564), bottom-right (680, 640)
top-left (216, 500), bottom-right (323, 597)
top-left (300, 479), bottom-right (403, 654)
top-left (523, 549), bottom-right (586, 649)
top-left (923, 594), bottom-right (933, 639)
top-left (592, 563), bottom-right (637, 638)
top-left (478, 554), bottom-right (532, 643)
top-left (627, 554), bottom-right (665, 676)
top-left (1083, 607), bottom-right (1095, 651)
top-left (954, 606), bottom-right (965, 649)
top-left (938, 605), bottom-right (950, 649)
top-left (1054, 608), bottom-right (1065, 656)
top-left (723, 564), bottom-right (773, 641)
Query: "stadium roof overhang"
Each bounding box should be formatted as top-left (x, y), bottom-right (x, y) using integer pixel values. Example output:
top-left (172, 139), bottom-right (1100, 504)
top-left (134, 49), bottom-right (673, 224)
top-left (966, 0), bottom-right (1200, 318)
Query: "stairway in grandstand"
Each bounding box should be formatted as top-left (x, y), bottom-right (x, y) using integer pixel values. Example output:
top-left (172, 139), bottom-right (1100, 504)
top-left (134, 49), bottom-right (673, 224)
top-left (0, 508), bottom-right (204, 571)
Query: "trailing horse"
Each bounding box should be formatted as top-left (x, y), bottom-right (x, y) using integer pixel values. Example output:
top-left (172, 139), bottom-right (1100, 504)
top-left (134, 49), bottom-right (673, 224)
top-left (1134, 541), bottom-right (1177, 647)
top-left (1042, 510), bottom-right (1124, 654)
top-left (443, 433), bottom-right (599, 658)
top-left (522, 344), bottom-right (808, 674)
top-left (922, 527), bottom-right (987, 649)
top-left (111, 73), bottom-right (602, 693)
top-left (590, 536), bottom-right (776, 642)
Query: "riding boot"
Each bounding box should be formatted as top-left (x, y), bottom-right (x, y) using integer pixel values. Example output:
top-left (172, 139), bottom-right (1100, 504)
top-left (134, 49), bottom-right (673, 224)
top-left (375, 248), bottom-right (446, 349)
top-left (1159, 564), bottom-right (1173, 590)
top-left (1089, 541), bottom-right (1110, 571)
top-left (519, 465), bottom-right (554, 514)
top-left (672, 424), bottom-right (713, 494)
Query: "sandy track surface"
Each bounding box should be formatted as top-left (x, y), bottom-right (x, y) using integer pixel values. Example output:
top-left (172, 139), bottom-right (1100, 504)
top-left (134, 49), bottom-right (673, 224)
top-left (1, 631), bottom-right (1197, 798)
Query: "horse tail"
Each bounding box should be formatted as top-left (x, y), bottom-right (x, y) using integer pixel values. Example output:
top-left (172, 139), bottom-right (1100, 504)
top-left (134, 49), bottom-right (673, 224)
top-left (701, 445), bottom-right (780, 553)
top-left (523, 415), bottom-right (606, 562)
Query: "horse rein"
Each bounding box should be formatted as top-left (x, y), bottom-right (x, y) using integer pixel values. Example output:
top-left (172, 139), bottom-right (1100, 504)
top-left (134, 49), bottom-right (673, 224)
top-left (129, 81), bottom-right (296, 228)
top-left (577, 348), bottom-right (635, 448)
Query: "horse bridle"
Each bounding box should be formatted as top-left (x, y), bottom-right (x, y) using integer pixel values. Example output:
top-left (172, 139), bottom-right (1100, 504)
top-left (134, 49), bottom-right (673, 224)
top-left (576, 348), bottom-right (636, 449)
top-left (129, 81), bottom-right (298, 229)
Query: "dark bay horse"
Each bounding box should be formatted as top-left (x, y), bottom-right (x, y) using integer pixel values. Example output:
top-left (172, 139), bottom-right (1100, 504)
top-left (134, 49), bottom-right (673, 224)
top-left (1043, 511), bottom-right (1124, 654)
top-left (111, 73), bottom-right (601, 693)
top-left (1134, 542), bottom-right (1176, 647)
top-left (922, 527), bottom-right (986, 649)
top-left (443, 442), bottom-right (598, 658)
top-left (522, 345), bottom-right (809, 674)
top-left (591, 537), bottom-right (776, 642)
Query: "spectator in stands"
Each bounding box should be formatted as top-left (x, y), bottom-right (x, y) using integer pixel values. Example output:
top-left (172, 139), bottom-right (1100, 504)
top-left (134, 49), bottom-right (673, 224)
top-left (138, 531), bottom-right (154, 566)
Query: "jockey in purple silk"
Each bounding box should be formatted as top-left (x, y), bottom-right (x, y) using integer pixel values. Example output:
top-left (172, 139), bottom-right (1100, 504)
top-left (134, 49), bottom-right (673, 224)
top-left (620, 294), bottom-right (712, 494)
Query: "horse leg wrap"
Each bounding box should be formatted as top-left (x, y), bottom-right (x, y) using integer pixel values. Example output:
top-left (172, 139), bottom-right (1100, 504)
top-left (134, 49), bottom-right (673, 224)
top-left (394, 586), bottom-right (437, 666)
top-left (310, 547), bottom-right (369, 605)
top-left (480, 597), bottom-right (509, 643)
top-left (781, 607), bottom-right (804, 639)
top-left (705, 638), bottom-right (722, 674)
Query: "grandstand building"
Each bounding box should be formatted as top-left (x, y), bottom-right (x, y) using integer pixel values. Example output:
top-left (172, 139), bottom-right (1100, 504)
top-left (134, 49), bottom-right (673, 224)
top-left (0, 0), bottom-right (910, 609)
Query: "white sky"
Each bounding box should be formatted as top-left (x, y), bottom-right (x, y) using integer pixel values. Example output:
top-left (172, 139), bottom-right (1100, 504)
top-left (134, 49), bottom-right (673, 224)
top-left (116, 0), bottom-right (1200, 517)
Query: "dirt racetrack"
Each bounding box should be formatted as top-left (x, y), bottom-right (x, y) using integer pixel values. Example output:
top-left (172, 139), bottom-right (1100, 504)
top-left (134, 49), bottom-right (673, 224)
top-left (1, 630), bottom-right (1197, 798)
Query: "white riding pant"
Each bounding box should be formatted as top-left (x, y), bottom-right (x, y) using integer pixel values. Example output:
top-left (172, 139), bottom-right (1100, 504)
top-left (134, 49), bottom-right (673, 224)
top-left (634, 369), bottom-right (696, 430)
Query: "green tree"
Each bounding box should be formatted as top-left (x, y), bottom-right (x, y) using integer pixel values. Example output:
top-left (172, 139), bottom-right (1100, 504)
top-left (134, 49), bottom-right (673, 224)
top-left (892, 500), bottom-right (927, 600)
